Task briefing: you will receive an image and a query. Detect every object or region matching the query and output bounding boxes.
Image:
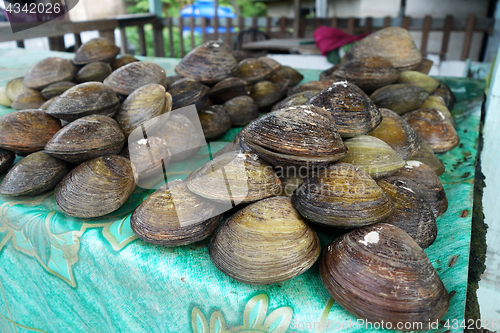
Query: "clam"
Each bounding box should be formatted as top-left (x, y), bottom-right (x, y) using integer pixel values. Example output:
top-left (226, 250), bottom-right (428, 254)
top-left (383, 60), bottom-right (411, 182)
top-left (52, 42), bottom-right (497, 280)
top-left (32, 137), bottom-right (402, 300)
top-left (165, 75), bottom-right (183, 88)
top-left (0, 87), bottom-right (11, 107)
top-left (223, 96), bottom-right (259, 126)
top-left (23, 57), bottom-right (76, 90)
top-left (370, 83), bottom-right (430, 115)
top-left (397, 71), bottom-right (440, 92)
top-left (377, 176), bottom-right (437, 248)
top-left (271, 90), bottom-right (320, 112)
top-left (40, 81), bottom-right (76, 100)
top-left (278, 174), bottom-right (305, 197)
top-left (306, 81), bottom-right (382, 137)
top-left (168, 78), bottom-right (210, 111)
top-left (199, 105), bottom-right (232, 140)
top-left (128, 136), bottom-right (171, 185)
top-left (209, 196), bottom-right (320, 284)
top-left (340, 135), bottom-right (406, 179)
top-left (420, 96), bottom-right (456, 127)
top-left (175, 40), bottom-right (238, 84)
top-left (5, 77), bottom-right (24, 101)
top-left (234, 58), bottom-right (273, 84)
top-left (291, 163), bottom-right (394, 227)
top-left (0, 149), bottom-right (15, 174)
top-left (75, 62), bottom-right (112, 83)
top-left (187, 151), bottom-right (281, 204)
top-left (344, 27), bottom-right (422, 70)
top-left (403, 108), bottom-right (459, 153)
top-left (209, 77), bottom-right (252, 104)
top-left (414, 57), bottom-right (433, 74)
top-left (393, 160), bottom-right (448, 217)
top-left (104, 61), bottom-right (167, 96)
top-left (158, 114), bottom-right (204, 162)
top-left (269, 67), bottom-right (292, 93)
top-left (258, 56), bottom-right (281, 71)
top-left (130, 180), bottom-right (223, 246)
top-left (319, 64), bottom-right (340, 81)
top-left (55, 155), bottom-right (136, 218)
top-left (233, 50), bottom-right (252, 62)
top-left (0, 110), bottom-right (61, 154)
top-left (0, 152), bottom-right (69, 197)
top-left (241, 105), bottom-right (347, 168)
top-left (409, 141), bottom-right (445, 176)
top-left (287, 79), bottom-right (337, 96)
top-left (45, 115), bottom-right (125, 163)
top-left (250, 80), bottom-right (283, 110)
top-left (114, 84), bottom-right (172, 137)
top-left (110, 55), bottom-right (139, 71)
top-left (282, 66), bottom-right (304, 86)
top-left (40, 97), bottom-right (57, 110)
top-left (368, 108), bottom-right (421, 160)
top-left (333, 56), bottom-right (399, 93)
top-left (320, 223), bottom-right (449, 328)
top-left (11, 88), bottom-right (45, 110)
top-left (46, 82), bottom-right (120, 121)
top-left (432, 81), bottom-right (456, 111)
top-left (74, 37), bottom-right (120, 65)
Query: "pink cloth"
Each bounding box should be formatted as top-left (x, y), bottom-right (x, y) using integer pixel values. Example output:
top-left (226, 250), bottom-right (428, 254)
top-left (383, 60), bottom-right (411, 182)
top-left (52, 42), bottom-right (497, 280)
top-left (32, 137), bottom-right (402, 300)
top-left (313, 26), bottom-right (370, 56)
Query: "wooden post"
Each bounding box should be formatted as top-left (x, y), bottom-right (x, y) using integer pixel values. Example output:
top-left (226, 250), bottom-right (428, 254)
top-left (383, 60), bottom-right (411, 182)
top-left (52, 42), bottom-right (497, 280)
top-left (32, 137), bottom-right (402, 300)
top-left (119, 26), bottom-right (128, 54)
top-left (440, 15), bottom-right (453, 60)
top-left (48, 36), bottom-right (66, 51)
top-left (461, 14), bottom-right (476, 60)
top-left (168, 17), bottom-right (174, 57)
top-left (293, 0), bottom-right (301, 38)
top-left (280, 17), bottom-right (286, 36)
top-left (214, 0), bottom-right (219, 40)
top-left (384, 16), bottom-right (391, 28)
top-left (402, 16), bottom-right (411, 30)
top-left (239, 16), bottom-right (244, 33)
top-left (347, 17), bottom-right (355, 34)
top-left (226, 18), bottom-right (232, 45)
top-left (266, 17), bottom-right (272, 37)
top-left (330, 17), bottom-right (337, 28)
top-left (153, 21), bottom-right (165, 57)
top-left (420, 15), bottom-right (432, 56)
top-left (137, 24), bottom-right (147, 56)
top-left (99, 29), bottom-right (115, 44)
top-left (202, 17), bottom-right (207, 43)
top-left (190, 17), bottom-right (195, 49)
top-left (179, 18), bottom-right (185, 57)
top-left (365, 17), bottom-right (372, 33)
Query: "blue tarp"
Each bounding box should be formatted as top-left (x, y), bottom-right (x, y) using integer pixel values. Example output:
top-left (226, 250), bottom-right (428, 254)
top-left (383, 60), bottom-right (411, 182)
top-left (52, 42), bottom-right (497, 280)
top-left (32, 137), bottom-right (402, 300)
top-left (180, 0), bottom-right (236, 34)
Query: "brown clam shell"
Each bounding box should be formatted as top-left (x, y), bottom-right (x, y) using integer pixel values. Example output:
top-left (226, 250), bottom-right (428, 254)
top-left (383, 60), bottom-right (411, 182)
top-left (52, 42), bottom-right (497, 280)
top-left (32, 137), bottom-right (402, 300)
top-left (39, 97), bottom-right (57, 110)
top-left (175, 40), bottom-right (238, 85)
top-left (306, 81), bottom-right (382, 137)
top-left (397, 70), bottom-right (440, 93)
top-left (291, 163), bottom-right (394, 228)
top-left (11, 88), bottom-right (45, 110)
top-left (0, 149), bottom-right (15, 174)
top-left (432, 81), bottom-right (456, 111)
top-left (46, 82), bottom-right (120, 121)
top-left (75, 62), bottom-right (112, 83)
top-left (223, 96), bottom-right (259, 126)
top-left (250, 80), bottom-right (283, 110)
top-left (158, 114), bottom-right (203, 162)
top-left (209, 77), bottom-right (252, 104)
top-left (344, 27), bottom-right (422, 70)
top-left (287, 79), bottom-right (338, 96)
top-left (45, 115), bottom-right (125, 164)
top-left (258, 56), bottom-right (281, 71)
top-left (370, 83), bottom-right (430, 115)
top-left (199, 105), bottom-right (232, 140)
top-left (169, 78), bottom-right (210, 111)
top-left (209, 196), bottom-right (320, 284)
top-left (282, 66), bottom-right (304, 86)
top-left (377, 176), bottom-right (437, 249)
top-left (414, 58), bottom-right (434, 74)
top-left (420, 96), bottom-right (456, 127)
top-left (234, 58), bottom-right (273, 84)
top-left (40, 81), bottom-right (76, 100)
top-left (23, 57), bottom-right (76, 90)
top-left (110, 55), bottom-right (139, 71)
top-left (269, 67), bottom-right (292, 93)
top-left (128, 136), bottom-right (171, 185)
top-left (320, 223), bottom-right (449, 328)
top-left (55, 155), bottom-right (136, 218)
top-left (319, 64), bottom-right (340, 81)
top-left (271, 90), bottom-right (320, 112)
top-left (0, 151), bottom-right (69, 197)
top-left (403, 108), bottom-right (459, 153)
top-left (74, 37), bottom-right (120, 65)
top-left (104, 61), bottom-right (167, 96)
top-left (368, 108), bottom-right (421, 160)
top-left (165, 75), bottom-right (183, 87)
top-left (130, 180), bottom-right (222, 246)
top-left (0, 110), bottom-right (61, 154)
top-left (409, 141), bottom-right (445, 176)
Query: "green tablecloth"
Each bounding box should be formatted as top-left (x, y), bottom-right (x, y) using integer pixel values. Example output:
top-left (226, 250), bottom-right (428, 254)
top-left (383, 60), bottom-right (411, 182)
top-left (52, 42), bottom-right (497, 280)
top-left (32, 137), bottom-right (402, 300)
top-left (0, 49), bottom-right (485, 333)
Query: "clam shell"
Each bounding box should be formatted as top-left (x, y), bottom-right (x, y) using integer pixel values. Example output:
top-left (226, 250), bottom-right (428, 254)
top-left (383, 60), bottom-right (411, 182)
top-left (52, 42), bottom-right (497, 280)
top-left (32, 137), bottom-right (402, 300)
top-left (128, 136), bottom-right (171, 185)
top-left (287, 79), bottom-right (337, 96)
top-left (0, 149), bottom-right (15, 174)
top-left (282, 66), bottom-right (304, 86)
top-left (0, 87), bottom-right (11, 107)
top-left (46, 82), bottom-right (120, 121)
top-left (414, 57), bottom-right (434, 74)
top-left (130, 180), bottom-right (222, 246)
top-left (393, 160), bottom-right (448, 217)
top-left (168, 78), bottom-right (210, 111)
top-left (0, 110), bottom-right (61, 154)
top-left (55, 155), bottom-right (136, 218)
top-left (292, 163), bottom-right (394, 227)
top-left (187, 151), bottom-right (281, 204)
top-left (234, 58), bottom-right (273, 84)
top-left (269, 67), bottom-right (292, 93)
top-left (333, 56), bottom-right (399, 93)
top-left (241, 105), bottom-right (347, 168)
top-left (209, 196), bottom-right (320, 284)
top-left (40, 97), bottom-right (57, 110)
top-left (11, 88), bottom-right (45, 110)
top-left (409, 141), bottom-right (445, 176)
top-left (344, 27), bottom-right (422, 70)
top-left (110, 55), bottom-right (139, 71)
top-left (175, 40), bottom-right (238, 85)
top-left (158, 114), bottom-right (203, 162)
top-left (320, 223), bottom-right (449, 328)
top-left (5, 77), bottom-right (24, 101)
top-left (340, 135), bottom-right (406, 179)
top-left (40, 81), bottom-right (76, 100)
top-left (397, 70), bottom-right (440, 93)
top-left (223, 96), bottom-right (259, 126)
top-left (271, 90), bottom-right (320, 112)
top-left (23, 57), bottom-right (76, 90)
top-left (0, 152), bottom-right (69, 197)
top-left (377, 176), bottom-right (437, 248)
top-left (403, 108), bottom-right (459, 153)
top-left (75, 62), bottom-right (112, 83)
top-left (250, 80), bottom-right (283, 109)
top-left (368, 108), bottom-right (421, 160)
top-left (165, 75), bottom-right (183, 87)
top-left (420, 96), bottom-right (456, 127)
top-left (306, 81), bottom-right (382, 137)
top-left (319, 65), bottom-right (340, 81)
top-left (432, 81), bottom-right (456, 111)
top-left (104, 61), bottom-right (167, 96)
top-left (258, 56), bottom-right (281, 71)
top-left (74, 37), bottom-right (120, 65)
top-left (370, 83), bottom-right (430, 115)
top-left (209, 77), bottom-right (252, 104)
top-left (199, 105), bottom-right (232, 140)
top-left (114, 84), bottom-right (172, 137)
top-left (232, 50), bottom-right (252, 62)
top-left (45, 115), bottom-right (125, 163)
top-left (278, 174), bottom-right (305, 197)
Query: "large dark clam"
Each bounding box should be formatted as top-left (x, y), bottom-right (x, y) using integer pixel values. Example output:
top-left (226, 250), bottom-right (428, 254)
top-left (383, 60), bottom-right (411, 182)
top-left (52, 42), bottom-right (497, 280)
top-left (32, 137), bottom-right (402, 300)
top-left (55, 155), bottom-right (136, 218)
top-left (46, 82), bottom-right (120, 121)
top-left (0, 149), bottom-right (15, 174)
top-left (258, 56), bottom-right (281, 71)
top-left (432, 81), bottom-right (456, 111)
top-left (0, 110), bottom-right (61, 154)
top-left (250, 80), bottom-right (284, 110)
top-left (287, 79), bottom-right (337, 96)
top-left (409, 141), bottom-right (445, 176)
top-left (272, 90), bottom-right (319, 112)
top-left (23, 57), bottom-right (76, 90)
top-left (175, 40), bottom-right (238, 85)
top-left (104, 61), bottom-right (167, 96)
top-left (11, 88), bottom-right (45, 110)
top-left (74, 37), bottom-right (120, 65)
top-left (209, 77), bottom-right (252, 104)
top-left (168, 78), bottom-right (210, 111)
top-left (223, 96), bottom-right (259, 126)
top-left (0, 152), bottom-right (69, 197)
top-left (130, 180), bottom-right (222, 246)
top-left (158, 114), bottom-right (204, 162)
top-left (420, 96), bottom-right (456, 127)
top-left (45, 115), bottom-right (125, 163)
top-left (370, 83), bottom-right (430, 115)
top-left (209, 196), bottom-right (320, 284)
top-left (320, 223), bottom-right (449, 329)
top-left (75, 62), bottom-right (112, 83)
top-left (292, 163), bottom-right (394, 228)
top-left (282, 66), bottom-right (304, 86)
top-left (111, 55), bottom-right (139, 71)
top-left (199, 105), bottom-right (232, 140)
top-left (40, 81), bottom-right (76, 100)
top-left (234, 58), bottom-right (273, 84)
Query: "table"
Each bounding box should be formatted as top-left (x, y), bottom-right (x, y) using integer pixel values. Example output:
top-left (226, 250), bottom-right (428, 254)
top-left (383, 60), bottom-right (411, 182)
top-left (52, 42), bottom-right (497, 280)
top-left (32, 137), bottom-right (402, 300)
top-left (242, 38), bottom-right (322, 55)
top-left (0, 48), bottom-right (484, 332)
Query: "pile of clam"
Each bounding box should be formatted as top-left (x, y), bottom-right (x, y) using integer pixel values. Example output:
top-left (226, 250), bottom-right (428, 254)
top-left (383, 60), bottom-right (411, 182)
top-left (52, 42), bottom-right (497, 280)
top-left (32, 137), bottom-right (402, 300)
top-left (0, 27), bottom-right (458, 328)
